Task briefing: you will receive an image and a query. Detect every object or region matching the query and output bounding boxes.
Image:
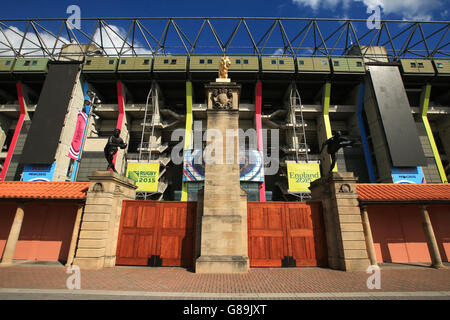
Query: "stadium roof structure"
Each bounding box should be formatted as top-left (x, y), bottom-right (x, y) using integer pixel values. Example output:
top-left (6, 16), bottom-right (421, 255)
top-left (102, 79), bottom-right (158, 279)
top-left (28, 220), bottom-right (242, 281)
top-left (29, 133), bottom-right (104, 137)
top-left (0, 17), bottom-right (448, 60)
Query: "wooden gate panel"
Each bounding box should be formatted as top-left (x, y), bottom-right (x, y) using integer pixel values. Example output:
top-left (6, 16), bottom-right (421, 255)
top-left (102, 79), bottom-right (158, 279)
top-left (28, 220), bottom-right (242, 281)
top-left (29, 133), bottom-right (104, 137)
top-left (248, 203), bottom-right (288, 267)
top-left (116, 202), bottom-right (160, 266)
top-left (248, 201), bottom-right (327, 268)
top-left (116, 201), bottom-right (196, 267)
top-left (157, 203), bottom-right (196, 266)
top-left (285, 202), bottom-right (327, 267)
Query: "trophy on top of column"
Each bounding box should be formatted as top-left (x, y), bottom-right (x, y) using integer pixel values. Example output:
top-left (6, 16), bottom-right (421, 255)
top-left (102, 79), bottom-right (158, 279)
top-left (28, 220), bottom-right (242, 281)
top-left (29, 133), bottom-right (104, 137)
top-left (217, 56), bottom-right (231, 83)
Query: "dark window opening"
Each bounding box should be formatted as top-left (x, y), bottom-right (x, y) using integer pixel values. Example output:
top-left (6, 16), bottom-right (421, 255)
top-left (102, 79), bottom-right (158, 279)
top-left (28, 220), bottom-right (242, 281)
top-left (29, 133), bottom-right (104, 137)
top-left (24, 61), bottom-right (30, 66)
top-left (163, 59), bottom-right (169, 64)
top-left (171, 59), bottom-right (177, 65)
top-left (279, 60), bottom-right (284, 65)
top-left (334, 61), bottom-right (340, 66)
top-left (410, 62), bottom-right (417, 68)
top-left (236, 59), bottom-right (241, 64)
top-left (243, 59), bottom-right (249, 64)
top-left (299, 60), bottom-right (305, 65)
top-left (108, 60), bottom-right (114, 65)
top-left (207, 59), bottom-right (212, 64)
top-left (121, 60), bottom-right (126, 65)
top-left (356, 61), bottom-right (363, 67)
top-left (86, 60), bottom-right (91, 65)
top-left (143, 59), bottom-right (150, 65)
top-left (271, 60), bottom-right (276, 65)
top-left (199, 59), bottom-right (205, 64)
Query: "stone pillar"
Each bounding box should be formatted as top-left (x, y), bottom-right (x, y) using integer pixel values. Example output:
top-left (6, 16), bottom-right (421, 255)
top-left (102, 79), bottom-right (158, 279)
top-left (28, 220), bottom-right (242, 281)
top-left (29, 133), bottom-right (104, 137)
top-left (65, 203), bottom-right (85, 267)
top-left (360, 205), bottom-right (378, 266)
top-left (310, 172), bottom-right (371, 271)
top-left (73, 171), bottom-right (136, 270)
top-left (0, 203), bottom-right (25, 266)
top-left (421, 205), bottom-right (445, 269)
top-left (195, 81), bottom-right (249, 274)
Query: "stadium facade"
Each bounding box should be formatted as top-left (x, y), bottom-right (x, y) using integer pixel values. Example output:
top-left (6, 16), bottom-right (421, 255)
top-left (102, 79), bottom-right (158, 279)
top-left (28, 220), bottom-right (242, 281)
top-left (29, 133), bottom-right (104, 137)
top-left (0, 18), bottom-right (448, 271)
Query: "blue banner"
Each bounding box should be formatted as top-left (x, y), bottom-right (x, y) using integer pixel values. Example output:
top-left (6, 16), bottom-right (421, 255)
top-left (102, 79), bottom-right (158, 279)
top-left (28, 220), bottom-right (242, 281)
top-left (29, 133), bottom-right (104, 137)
top-left (391, 167), bottom-right (426, 184)
top-left (22, 162), bottom-right (56, 181)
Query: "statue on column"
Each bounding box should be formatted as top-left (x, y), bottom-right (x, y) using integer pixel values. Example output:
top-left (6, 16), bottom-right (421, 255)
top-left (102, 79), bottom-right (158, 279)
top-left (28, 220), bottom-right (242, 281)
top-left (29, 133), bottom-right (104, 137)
top-left (218, 56), bottom-right (231, 79)
top-left (320, 131), bottom-right (354, 173)
top-left (104, 128), bottom-right (127, 173)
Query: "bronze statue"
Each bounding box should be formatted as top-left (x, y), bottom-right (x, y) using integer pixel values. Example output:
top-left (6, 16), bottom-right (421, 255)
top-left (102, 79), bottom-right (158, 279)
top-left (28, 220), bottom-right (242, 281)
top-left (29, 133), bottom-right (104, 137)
top-left (218, 56), bottom-right (231, 79)
top-left (104, 128), bottom-right (127, 173)
top-left (320, 131), bottom-right (354, 173)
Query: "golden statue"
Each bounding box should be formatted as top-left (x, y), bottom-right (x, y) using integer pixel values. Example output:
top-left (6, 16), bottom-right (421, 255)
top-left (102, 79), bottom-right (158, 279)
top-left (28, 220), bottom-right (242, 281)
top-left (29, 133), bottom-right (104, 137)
top-left (218, 56), bottom-right (231, 79)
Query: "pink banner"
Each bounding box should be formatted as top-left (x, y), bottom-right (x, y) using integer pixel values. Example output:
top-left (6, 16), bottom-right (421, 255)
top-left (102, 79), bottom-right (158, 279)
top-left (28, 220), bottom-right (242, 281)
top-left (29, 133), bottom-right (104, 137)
top-left (68, 110), bottom-right (88, 160)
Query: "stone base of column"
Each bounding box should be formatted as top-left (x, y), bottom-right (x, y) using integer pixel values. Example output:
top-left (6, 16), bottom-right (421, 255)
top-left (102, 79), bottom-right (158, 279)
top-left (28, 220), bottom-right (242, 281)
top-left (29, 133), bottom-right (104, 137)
top-left (196, 256), bottom-right (249, 274)
top-left (310, 172), bottom-right (371, 272)
top-left (194, 191), bottom-right (249, 274)
top-left (72, 257), bottom-right (105, 270)
top-left (72, 170), bottom-right (136, 270)
top-left (431, 263), bottom-right (446, 269)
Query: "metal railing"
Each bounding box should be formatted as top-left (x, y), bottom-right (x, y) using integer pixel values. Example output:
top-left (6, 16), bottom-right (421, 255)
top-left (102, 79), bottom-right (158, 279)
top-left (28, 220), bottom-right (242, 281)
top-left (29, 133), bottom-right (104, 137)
top-left (0, 18), bottom-right (448, 59)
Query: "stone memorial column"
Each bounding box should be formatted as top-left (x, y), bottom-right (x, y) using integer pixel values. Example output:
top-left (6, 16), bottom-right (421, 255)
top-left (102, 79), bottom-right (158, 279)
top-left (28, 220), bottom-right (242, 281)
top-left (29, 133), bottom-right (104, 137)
top-left (195, 78), bottom-right (249, 274)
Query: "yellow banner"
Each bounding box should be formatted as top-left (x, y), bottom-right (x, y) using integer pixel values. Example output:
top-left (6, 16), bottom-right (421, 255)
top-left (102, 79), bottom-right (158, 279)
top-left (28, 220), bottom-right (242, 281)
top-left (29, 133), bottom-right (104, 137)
top-left (126, 162), bottom-right (160, 192)
top-left (287, 163), bottom-right (321, 193)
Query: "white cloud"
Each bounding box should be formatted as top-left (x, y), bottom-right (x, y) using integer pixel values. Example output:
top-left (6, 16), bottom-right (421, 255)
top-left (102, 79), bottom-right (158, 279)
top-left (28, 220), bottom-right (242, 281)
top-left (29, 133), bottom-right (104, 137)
top-left (0, 26), bottom-right (70, 56)
top-left (292, 0), bottom-right (443, 20)
top-left (92, 24), bottom-right (153, 56)
top-left (294, 0), bottom-right (356, 11)
top-left (0, 24), bottom-right (154, 57)
top-left (271, 48), bottom-right (285, 55)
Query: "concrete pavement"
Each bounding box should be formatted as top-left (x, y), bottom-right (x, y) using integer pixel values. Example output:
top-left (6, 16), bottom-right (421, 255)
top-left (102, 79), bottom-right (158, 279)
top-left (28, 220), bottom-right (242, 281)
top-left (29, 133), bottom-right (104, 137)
top-left (0, 262), bottom-right (449, 300)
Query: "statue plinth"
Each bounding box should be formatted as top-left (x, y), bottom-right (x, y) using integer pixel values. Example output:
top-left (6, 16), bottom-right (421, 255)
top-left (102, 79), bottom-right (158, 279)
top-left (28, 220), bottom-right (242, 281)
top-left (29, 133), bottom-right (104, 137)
top-left (215, 78), bottom-right (231, 83)
top-left (194, 79), bottom-right (249, 274)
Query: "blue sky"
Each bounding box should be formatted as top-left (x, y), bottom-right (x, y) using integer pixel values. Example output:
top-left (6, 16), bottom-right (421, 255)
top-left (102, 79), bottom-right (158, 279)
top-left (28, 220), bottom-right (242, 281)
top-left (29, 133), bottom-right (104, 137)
top-left (1, 0), bottom-right (448, 21)
top-left (0, 0), bottom-right (448, 57)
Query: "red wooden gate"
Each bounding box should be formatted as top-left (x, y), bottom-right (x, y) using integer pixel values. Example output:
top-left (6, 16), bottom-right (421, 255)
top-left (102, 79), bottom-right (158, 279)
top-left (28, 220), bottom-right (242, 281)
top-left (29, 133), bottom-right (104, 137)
top-left (116, 201), bottom-right (197, 267)
top-left (248, 201), bottom-right (327, 267)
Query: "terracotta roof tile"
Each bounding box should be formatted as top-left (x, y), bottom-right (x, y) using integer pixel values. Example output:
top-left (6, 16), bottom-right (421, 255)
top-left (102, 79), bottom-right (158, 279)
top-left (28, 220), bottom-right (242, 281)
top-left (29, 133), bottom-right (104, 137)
top-left (0, 181), bottom-right (90, 200)
top-left (356, 183), bottom-right (450, 202)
